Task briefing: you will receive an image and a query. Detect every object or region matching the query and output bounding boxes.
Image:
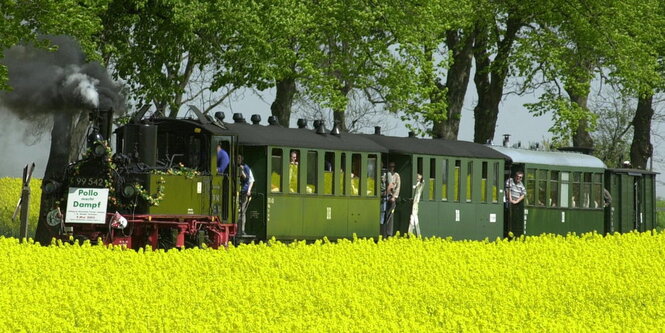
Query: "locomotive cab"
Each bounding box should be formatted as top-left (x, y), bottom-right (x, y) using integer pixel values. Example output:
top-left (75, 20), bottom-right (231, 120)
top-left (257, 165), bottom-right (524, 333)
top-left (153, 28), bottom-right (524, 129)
top-left (113, 119), bottom-right (235, 217)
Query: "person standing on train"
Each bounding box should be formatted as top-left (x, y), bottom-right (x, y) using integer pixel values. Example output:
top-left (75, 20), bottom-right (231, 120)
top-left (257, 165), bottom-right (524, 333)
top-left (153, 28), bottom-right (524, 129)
top-left (290, 151), bottom-right (299, 165)
top-left (506, 171), bottom-right (526, 205)
top-left (505, 171), bottom-right (526, 237)
top-left (289, 150), bottom-right (299, 193)
top-left (408, 173), bottom-right (424, 236)
top-left (380, 166), bottom-right (388, 227)
top-left (216, 144), bottom-right (230, 174)
top-left (381, 161), bottom-right (401, 238)
top-left (237, 154), bottom-right (254, 236)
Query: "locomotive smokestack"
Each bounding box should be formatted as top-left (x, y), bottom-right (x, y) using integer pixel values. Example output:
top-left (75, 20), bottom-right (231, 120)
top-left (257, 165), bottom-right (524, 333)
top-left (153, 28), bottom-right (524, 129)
top-left (214, 112), bottom-right (225, 123)
top-left (374, 126), bottom-right (381, 135)
top-left (101, 107), bottom-right (114, 141)
top-left (503, 134), bottom-right (510, 147)
top-left (330, 122), bottom-right (341, 135)
top-left (314, 120), bottom-right (326, 134)
top-left (86, 106), bottom-right (114, 151)
top-left (232, 113), bottom-right (245, 123)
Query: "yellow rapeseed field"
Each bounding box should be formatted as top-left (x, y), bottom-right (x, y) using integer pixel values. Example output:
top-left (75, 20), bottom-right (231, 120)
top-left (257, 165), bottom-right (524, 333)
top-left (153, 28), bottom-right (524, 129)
top-left (1, 232), bottom-right (664, 332)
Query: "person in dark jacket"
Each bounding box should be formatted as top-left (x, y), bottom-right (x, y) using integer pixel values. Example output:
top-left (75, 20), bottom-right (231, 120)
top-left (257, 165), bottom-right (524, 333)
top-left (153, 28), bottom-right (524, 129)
top-left (237, 154), bottom-right (254, 236)
top-left (216, 144), bottom-right (230, 174)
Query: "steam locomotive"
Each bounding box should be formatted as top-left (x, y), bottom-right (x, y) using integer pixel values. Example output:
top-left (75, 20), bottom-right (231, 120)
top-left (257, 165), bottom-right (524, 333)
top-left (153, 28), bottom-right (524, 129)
top-left (39, 106), bottom-right (238, 249)
top-left (37, 106), bottom-right (658, 249)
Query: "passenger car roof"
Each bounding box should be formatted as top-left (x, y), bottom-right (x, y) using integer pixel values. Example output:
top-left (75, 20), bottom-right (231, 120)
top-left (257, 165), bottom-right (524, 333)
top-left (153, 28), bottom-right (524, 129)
top-left (489, 146), bottom-right (607, 169)
top-left (362, 134), bottom-right (509, 159)
top-left (226, 123), bottom-right (388, 153)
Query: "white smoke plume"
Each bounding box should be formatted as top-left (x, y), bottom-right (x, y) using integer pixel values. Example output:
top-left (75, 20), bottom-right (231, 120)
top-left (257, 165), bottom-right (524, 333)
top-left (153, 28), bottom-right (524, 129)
top-left (63, 71), bottom-right (100, 108)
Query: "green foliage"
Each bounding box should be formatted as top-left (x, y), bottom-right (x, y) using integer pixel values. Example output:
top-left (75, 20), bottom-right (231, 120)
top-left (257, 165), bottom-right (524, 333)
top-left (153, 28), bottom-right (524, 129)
top-left (524, 89), bottom-right (597, 147)
top-left (0, 0), bottom-right (110, 88)
top-left (292, 0), bottom-right (396, 112)
top-left (0, 178), bottom-right (41, 238)
top-left (97, 0), bottom-right (479, 125)
top-left (589, 93), bottom-right (634, 168)
top-left (99, 0), bottom-right (277, 116)
top-left (512, 0), bottom-right (665, 144)
top-left (4, 0), bottom-right (665, 150)
top-left (361, 0), bottom-right (475, 132)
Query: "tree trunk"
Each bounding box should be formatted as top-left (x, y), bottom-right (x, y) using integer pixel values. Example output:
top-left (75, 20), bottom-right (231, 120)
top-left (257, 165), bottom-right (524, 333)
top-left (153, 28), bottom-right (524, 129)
top-left (472, 17), bottom-right (521, 144)
top-left (154, 100), bottom-right (167, 118)
top-left (333, 105), bottom-right (347, 132)
top-left (565, 87), bottom-right (594, 148)
top-left (432, 30), bottom-right (474, 140)
top-left (168, 55), bottom-right (196, 118)
top-left (332, 83), bottom-right (352, 132)
top-left (34, 112), bottom-right (74, 245)
top-left (270, 77), bottom-right (297, 127)
top-left (629, 93), bottom-right (654, 169)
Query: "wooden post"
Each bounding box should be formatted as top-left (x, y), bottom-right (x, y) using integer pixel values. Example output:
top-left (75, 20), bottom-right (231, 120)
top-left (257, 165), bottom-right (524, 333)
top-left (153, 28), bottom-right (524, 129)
top-left (18, 163), bottom-right (35, 241)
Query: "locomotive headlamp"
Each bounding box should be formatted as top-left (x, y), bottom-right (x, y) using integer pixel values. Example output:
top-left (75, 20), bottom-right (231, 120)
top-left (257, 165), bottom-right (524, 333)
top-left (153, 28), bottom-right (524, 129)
top-left (122, 184), bottom-right (137, 198)
top-left (92, 143), bottom-right (107, 157)
top-left (87, 129), bottom-right (104, 147)
top-left (42, 180), bottom-right (61, 195)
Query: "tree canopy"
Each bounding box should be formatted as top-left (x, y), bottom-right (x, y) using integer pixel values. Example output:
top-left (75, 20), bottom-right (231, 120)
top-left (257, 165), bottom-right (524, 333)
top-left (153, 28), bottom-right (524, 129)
top-left (2, 0), bottom-right (665, 168)
top-left (0, 0), bottom-right (109, 89)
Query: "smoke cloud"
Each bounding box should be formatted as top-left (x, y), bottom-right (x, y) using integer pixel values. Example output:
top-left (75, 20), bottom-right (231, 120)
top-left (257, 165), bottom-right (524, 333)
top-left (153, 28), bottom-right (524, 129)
top-left (0, 35), bottom-right (124, 121)
top-left (0, 35), bottom-right (124, 177)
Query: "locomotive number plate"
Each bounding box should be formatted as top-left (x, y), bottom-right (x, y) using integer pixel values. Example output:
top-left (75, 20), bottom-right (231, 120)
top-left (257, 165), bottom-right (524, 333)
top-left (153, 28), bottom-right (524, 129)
top-left (72, 177), bottom-right (106, 187)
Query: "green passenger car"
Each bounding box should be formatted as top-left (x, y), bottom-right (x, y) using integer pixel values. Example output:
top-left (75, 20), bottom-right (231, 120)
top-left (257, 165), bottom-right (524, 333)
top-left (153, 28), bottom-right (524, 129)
top-left (605, 168), bottom-right (658, 233)
top-left (227, 118), bottom-right (387, 241)
top-left (364, 134), bottom-right (508, 240)
top-left (491, 146), bottom-right (607, 236)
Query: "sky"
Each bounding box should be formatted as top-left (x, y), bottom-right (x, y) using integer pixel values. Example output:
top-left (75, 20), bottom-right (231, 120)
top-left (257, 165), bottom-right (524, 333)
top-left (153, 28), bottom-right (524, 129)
top-left (1, 86), bottom-right (663, 197)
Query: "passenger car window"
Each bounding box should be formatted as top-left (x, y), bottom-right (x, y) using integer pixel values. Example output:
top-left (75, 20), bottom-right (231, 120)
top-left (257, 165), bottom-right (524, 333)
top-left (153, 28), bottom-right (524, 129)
top-left (454, 160), bottom-right (461, 202)
top-left (429, 159), bottom-right (436, 200)
top-left (466, 161), bottom-right (473, 202)
top-left (351, 154), bottom-right (361, 196)
top-left (441, 159), bottom-right (449, 201)
top-left (324, 152), bottom-right (334, 195)
top-left (367, 155), bottom-right (377, 196)
top-left (481, 162), bottom-right (488, 203)
top-left (306, 151), bottom-right (317, 194)
top-left (560, 172), bottom-right (569, 208)
top-left (271, 149), bottom-right (283, 192)
top-left (289, 149), bottom-right (299, 193)
top-left (549, 171), bottom-right (559, 207)
top-left (526, 169), bottom-right (535, 206)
